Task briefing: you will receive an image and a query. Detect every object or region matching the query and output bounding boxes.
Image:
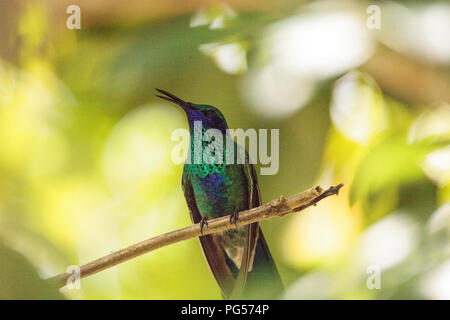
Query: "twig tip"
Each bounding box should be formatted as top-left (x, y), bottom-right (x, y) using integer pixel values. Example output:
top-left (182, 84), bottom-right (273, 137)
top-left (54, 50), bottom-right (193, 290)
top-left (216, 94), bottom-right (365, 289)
top-left (334, 183), bottom-right (344, 195)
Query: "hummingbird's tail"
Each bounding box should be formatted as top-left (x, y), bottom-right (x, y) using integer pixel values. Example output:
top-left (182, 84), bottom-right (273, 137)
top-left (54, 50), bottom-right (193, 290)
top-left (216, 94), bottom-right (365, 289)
top-left (244, 228), bottom-right (284, 299)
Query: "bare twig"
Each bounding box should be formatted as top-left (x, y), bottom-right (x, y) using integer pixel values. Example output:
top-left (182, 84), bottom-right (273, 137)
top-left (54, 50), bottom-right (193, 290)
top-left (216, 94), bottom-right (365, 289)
top-left (46, 184), bottom-right (343, 288)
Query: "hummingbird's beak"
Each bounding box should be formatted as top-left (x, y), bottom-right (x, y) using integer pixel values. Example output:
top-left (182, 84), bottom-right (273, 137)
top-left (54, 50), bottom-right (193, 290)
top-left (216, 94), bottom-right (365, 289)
top-left (155, 88), bottom-right (192, 110)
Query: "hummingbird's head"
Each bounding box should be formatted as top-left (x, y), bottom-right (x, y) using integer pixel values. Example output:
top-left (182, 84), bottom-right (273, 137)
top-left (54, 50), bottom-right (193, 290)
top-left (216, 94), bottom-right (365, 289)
top-left (155, 89), bottom-right (228, 132)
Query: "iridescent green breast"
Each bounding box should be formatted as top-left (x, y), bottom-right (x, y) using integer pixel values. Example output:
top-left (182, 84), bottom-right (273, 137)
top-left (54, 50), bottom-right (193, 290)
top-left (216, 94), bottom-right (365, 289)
top-left (184, 162), bottom-right (249, 218)
top-left (184, 131), bottom-right (250, 218)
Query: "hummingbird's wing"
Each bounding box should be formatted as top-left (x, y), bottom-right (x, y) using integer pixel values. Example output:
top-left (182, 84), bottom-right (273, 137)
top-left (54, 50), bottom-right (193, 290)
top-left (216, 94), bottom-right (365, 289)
top-left (182, 173), bottom-right (235, 298)
top-left (243, 163), bottom-right (284, 298)
top-left (230, 163), bottom-right (260, 299)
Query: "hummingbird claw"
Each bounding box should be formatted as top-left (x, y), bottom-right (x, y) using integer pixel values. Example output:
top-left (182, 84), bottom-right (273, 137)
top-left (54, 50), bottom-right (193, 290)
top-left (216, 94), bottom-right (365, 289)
top-left (199, 217), bottom-right (209, 235)
top-left (229, 211), bottom-right (239, 227)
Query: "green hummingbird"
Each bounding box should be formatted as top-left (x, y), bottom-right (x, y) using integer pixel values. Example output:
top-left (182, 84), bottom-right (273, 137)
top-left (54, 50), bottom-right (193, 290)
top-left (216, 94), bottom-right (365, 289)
top-left (156, 89), bottom-right (283, 299)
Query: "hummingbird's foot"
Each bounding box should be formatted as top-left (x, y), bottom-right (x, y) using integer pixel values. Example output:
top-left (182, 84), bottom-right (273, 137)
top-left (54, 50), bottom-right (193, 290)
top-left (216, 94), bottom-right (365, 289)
top-left (199, 217), bottom-right (209, 235)
top-left (229, 211), bottom-right (239, 227)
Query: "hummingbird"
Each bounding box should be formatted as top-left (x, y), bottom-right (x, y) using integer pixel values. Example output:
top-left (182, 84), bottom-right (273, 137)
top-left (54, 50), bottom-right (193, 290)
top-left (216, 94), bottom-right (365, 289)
top-left (156, 89), bottom-right (283, 299)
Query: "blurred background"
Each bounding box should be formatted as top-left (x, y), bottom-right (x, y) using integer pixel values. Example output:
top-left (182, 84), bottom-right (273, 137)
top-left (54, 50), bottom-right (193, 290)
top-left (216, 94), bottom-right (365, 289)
top-left (0, 0), bottom-right (449, 299)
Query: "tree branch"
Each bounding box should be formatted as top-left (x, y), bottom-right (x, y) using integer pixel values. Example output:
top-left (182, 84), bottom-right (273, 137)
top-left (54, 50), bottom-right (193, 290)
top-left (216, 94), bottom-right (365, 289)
top-left (46, 184), bottom-right (343, 289)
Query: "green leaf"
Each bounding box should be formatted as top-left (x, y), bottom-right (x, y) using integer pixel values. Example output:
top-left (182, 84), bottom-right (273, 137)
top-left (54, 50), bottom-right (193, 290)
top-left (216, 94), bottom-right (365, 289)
top-left (0, 242), bottom-right (64, 299)
top-left (350, 136), bottom-right (439, 205)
